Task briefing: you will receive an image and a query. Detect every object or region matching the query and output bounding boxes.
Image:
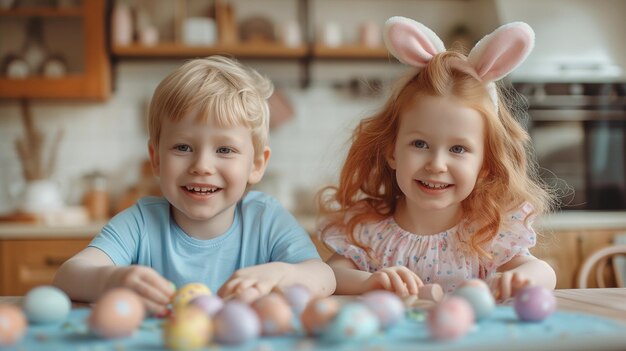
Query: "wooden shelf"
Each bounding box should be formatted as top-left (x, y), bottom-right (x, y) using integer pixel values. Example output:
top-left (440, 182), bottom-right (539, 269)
top-left (0, 7), bottom-right (84, 17)
top-left (0, 0), bottom-right (110, 100)
top-left (0, 75), bottom-right (108, 100)
top-left (313, 44), bottom-right (390, 59)
top-left (112, 43), bottom-right (309, 59)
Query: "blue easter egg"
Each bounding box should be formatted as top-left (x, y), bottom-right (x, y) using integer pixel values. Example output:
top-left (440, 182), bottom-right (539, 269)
top-left (322, 303), bottom-right (380, 342)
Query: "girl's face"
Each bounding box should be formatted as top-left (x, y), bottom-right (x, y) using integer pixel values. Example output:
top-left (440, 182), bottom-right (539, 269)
top-left (387, 95), bottom-right (485, 214)
top-left (149, 111), bottom-right (268, 237)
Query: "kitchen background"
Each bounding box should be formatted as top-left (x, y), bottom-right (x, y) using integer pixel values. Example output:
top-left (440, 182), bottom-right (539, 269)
top-left (0, 0), bottom-right (625, 293)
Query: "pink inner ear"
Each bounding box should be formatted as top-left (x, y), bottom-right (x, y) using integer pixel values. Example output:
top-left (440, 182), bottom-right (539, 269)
top-left (474, 27), bottom-right (532, 81)
top-left (387, 23), bottom-right (438, 67)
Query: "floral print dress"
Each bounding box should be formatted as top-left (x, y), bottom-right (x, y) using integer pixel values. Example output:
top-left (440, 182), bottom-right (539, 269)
top-left (321, 203), bottom-right (537, 293)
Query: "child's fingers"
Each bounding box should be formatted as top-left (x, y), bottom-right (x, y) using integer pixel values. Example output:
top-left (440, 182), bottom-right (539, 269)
top-left (217, 278), bottom-right (241, 298)
top-left (370, 272), bottom-right (392, 291)
top-left (498, 272), bottom-right (514, 300)
top-left (139, 271), bottom-right (175, 304)
top-left (396, 269), bottom-right (420, 295)
top-left (142, 298), bottom-right (168, 315)
top-left (388, 272), bottom-right (409, 297)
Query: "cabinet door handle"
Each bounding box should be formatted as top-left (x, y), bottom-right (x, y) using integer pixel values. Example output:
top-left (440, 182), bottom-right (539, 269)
top-left (44, 257), bottom-right (68, 266)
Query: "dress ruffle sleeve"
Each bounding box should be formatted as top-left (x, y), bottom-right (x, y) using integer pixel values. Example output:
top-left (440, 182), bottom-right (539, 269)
top-left (319, 222), bottom-right (373, 272)
top-left (483, 202), bottom-right (538, 276)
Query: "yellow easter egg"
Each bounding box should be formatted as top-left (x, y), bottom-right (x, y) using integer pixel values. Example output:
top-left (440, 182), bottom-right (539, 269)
top-left (172, 283), bottom-right (211, 309)
top-left (163, 306), bottom-right (212, 350)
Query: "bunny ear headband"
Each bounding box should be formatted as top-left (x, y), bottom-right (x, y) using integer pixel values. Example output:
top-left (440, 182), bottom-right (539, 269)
top-left (383, 16), bottom-right (535, 112)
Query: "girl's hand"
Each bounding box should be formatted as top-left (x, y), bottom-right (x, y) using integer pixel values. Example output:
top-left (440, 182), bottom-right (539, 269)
top-left (217, 262), bottom-right (291, 303)
top-left (489, 271), bottom-right (531, 302)
top-left (107, 265), bottom-right (175, 315)
top-left (364, 266), bottom-right (424, 297)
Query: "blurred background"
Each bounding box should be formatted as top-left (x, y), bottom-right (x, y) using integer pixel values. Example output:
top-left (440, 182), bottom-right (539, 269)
top-left (0, 0), bottom-right (625, 294)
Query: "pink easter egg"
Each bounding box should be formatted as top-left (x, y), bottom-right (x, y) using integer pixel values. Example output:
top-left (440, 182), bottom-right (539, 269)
top-left (427, 297), bottom-right (475, 340)
top-left (514, 285), bottom-right (556, 322)
top-left (213, 301), bottom-right (260, 344)
top-left (360, 290), bottom-right (405, 329)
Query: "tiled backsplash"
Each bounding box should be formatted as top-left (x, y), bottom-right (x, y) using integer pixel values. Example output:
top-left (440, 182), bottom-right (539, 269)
top-left (0, 60), bottom-right (391, 214)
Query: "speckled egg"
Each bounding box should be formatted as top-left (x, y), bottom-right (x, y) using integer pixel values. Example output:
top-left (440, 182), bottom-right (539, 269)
top-left (514, 285), bottom-right (556, 322)
top-left (0, 304), bottom-right (27, 346)
top-left (251, 293), bottom-right (294, 336)
top-left (300, 297), bottom-right (341, 336)
top-left (453, 281), bottom-right (495, 320)
top-left (163, 306), bottom-right (212, 350)
top-left (88, 288), bottom-right (145, 338)
top-left (427, 297), bottom-right (475, 340)
top-left (213, 301), bottom-right (260, 344)
top-left (281, 284), bottom-right (312, 315)
top-left (190, 295), bottom-right (223, 318)
top-left (322, 303), bottom-right (380, 342)
top-left (360, 290), bottom-right (405, 329)
top-left (22, 285), bottom-right (71, 324)
top-left (172, 283), bottom-right (211, 310)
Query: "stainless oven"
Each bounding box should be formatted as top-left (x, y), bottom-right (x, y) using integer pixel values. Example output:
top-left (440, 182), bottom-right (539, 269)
top-left (514, 82), bottom-right (626, 210)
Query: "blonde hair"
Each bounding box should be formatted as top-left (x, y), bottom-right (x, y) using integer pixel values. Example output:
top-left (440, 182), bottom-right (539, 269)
top-left (148, 56), bottom-right (273, 157)
top-left (319, 51), bottom-right (553, 259)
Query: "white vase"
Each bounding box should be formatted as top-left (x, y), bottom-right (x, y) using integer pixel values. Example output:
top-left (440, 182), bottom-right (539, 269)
top-left (19, 180), bottom-right (65, 213)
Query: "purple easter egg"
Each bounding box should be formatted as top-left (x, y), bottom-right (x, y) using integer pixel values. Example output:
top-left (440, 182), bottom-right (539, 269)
top-left (190, 294), bottom-right (224, 317)
top-left (360, 290), bottom-right (405, 329)
top-left (214, 301), bottom-right (261, 344)
top-left (282, 284), bottom-right (312, 315)
top-left (514, 285), bottom-right (556, 322)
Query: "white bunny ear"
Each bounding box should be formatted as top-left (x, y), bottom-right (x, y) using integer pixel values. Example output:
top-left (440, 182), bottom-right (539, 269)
top-left (383, 16), bottom-right (445, 68)
top-left (468, 22), bottom-right (535, 82)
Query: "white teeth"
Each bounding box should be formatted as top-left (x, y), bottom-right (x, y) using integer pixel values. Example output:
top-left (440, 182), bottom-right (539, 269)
top-left (419, 181), bottom-right (449, 189)
top-left (185, 186), bottom-right (218, 193)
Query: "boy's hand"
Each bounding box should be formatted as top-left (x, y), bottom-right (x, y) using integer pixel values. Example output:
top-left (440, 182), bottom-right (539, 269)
top-left (217, 262), bottom-right (291, 303)
top-left (489, 271), bottom-right (531, 302)
top-left (107, 265), bottom-right (175, 315)
top-left (364, 266), bottom-right (424, 297)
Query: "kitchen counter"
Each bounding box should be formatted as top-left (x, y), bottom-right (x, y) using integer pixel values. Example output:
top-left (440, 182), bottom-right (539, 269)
top-left (0, 222), bottom-right (105, 239)
top-left (0, 211), bottom-right (624, 240)
top-left (296, 211), bottom-right (626, 234)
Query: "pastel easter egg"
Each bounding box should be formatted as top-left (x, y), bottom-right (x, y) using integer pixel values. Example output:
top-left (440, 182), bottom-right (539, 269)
top-left (322, 303), bottom-right (380, 342)
top-left (427, 297), bottom-right (475, 340)
top-left (0, 304), bottom-right (27, 346)
top-left (514, 285), bottom-right (556, 322)
top-left (251, 293), bottom-right (294, 336)
top-left (23, 285), bottom-right (71, 324)
top-left (173, 283), bottom-right (211, 310)
top-left (190, 295), bottom-right (223, 318)
top-left (163, 306), bottom-right (212, 350)
top-left (360, 290), bottom-right (405, 329)
top-left (300, 297), bottom-right (341, 336)
top-left (88, 288), bottom-right (145, 338)
top-left (453, 283), bottom-right (495, 320)
top-left (213, 301), bottom-right (260, 344)
top-left (281, 284), bottom-right (312, 315)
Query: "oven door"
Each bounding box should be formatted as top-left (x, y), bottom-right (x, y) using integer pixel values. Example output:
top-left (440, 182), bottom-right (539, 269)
top-left (530, 109), bottom-right (626, 210)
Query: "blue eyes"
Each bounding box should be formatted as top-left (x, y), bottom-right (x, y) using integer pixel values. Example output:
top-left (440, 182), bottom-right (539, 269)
top-left (173, 145), bottom-right (234, 154)
top-left (450, 145), bottom-right (466, 154)
top-left (175, 144), bottom-right (192, 152)
top-left (216, 147), bottom-right (233, 154)
top-left (411, 140), bottom-right (466, 154)
top-left (413, 140), bottom-right (428, 149)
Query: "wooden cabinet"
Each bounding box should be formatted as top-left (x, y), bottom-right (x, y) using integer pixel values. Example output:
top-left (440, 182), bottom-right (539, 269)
top-left (531, 228), bottom-right (626, 289)
top-left (0, 0), bottom-right (110, 100)
top-left (0, 238), bottom-right (90, 295)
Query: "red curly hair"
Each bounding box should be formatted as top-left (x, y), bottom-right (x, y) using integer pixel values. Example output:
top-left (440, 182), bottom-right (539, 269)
top-left (318, 51), bottom-right (553, 259)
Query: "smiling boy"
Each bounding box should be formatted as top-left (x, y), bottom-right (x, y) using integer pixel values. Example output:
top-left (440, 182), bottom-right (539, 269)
top-left (54, 56), bottom-right (336, 314)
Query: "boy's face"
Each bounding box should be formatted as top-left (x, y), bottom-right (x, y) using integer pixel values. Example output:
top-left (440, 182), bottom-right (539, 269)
top-left (387, 95), bottom-right (485, 217)
top-left (149, 111), bottom-right (269, 237)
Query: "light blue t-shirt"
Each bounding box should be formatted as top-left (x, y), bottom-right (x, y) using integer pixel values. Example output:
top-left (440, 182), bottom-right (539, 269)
top-left (88, 191), bottom-right (320, 293)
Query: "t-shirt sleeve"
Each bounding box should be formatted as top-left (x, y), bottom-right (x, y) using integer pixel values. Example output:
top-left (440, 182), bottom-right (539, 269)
top-left (320, 221), bottom-right (371, 272)
top-left (265, 199), bottom-right (321, 263)
top-left (88, 202), bottom-right (143, 265)
top-left (484, 202), bottom-right (537, 274)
